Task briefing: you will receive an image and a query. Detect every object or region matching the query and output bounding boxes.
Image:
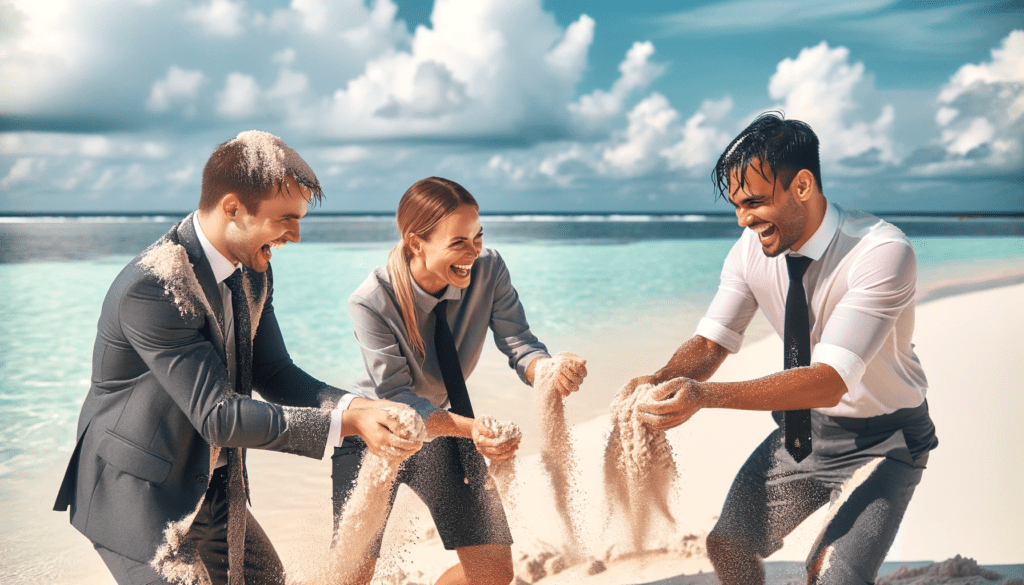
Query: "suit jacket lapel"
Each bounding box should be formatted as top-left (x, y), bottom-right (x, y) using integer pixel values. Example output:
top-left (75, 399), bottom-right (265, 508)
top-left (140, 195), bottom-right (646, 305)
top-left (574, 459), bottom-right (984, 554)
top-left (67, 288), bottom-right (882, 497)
top-left (166, 214), bottom-right (228, 363)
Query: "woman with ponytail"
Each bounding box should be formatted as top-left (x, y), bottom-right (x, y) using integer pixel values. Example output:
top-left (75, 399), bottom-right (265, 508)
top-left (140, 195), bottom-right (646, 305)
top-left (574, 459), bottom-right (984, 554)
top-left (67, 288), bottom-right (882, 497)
top-left (332, 177), bottom-right (588, 585)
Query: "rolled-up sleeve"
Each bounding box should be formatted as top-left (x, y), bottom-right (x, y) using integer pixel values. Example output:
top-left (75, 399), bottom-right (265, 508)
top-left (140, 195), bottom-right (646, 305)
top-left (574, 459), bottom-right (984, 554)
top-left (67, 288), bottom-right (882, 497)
top-left (487, 250), bottom-right (549, 384)
top-left (695, 238), bottom-right (759, 353)
top-left (348, 295), bottom-right (439, 420)
top-left (811, 240), bottom-right (917, 391)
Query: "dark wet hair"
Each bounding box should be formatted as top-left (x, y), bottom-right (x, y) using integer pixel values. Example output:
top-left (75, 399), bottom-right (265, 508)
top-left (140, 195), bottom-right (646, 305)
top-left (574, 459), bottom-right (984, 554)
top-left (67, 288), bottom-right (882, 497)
top-left (712, 112), bottom-right (822, 200)
top-left (199, 130), bottom-right (323, 212)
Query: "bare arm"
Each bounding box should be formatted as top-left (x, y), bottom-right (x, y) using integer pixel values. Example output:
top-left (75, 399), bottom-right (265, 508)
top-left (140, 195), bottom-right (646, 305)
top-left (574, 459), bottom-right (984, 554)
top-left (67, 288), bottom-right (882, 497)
top-left (422, 410), bottom-right (520, 461)
top-left (622, 335), bottom-right (730, 396)
top-left (638, 363), bottom-right (847, 430)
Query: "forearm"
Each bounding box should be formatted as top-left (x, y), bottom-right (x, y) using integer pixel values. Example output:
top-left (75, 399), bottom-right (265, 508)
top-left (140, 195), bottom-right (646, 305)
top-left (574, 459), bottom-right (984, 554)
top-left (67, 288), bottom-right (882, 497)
top-left (698, 363), bottom-right (847, 411)
top-left (423, 410), bottom-right (474, 439)
top-left (651, 335), bottom-right (729, 383)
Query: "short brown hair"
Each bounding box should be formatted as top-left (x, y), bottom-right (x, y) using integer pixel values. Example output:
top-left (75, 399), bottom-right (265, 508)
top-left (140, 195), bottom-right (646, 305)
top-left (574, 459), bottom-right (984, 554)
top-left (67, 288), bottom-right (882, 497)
top-left (199, 130), bottom-right (323, 212)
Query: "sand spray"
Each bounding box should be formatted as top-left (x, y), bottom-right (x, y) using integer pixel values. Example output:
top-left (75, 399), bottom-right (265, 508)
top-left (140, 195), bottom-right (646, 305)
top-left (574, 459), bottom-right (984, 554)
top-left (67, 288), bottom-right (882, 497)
top-left (297, 405), bottom-right (427, 585)
top-left (604, 383), bottom-right (678, 552)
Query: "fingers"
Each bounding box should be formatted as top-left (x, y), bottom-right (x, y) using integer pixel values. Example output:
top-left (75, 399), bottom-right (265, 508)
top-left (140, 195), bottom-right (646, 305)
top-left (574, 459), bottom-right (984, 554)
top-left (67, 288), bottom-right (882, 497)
top-left (638, 410), bottom-right (690, 431)
top-left (477, 437), bottom-right (520, 461)
top-left (646, 381), bottom-right (679, 402)
top-left (552, 357), bottom-right (588, 396)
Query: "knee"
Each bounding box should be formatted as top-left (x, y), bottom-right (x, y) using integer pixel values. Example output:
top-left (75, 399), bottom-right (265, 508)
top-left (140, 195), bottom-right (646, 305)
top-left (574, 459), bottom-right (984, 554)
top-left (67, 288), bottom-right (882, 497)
top-left (706, 524), bottom-right (756, 566)
top-left (705, 526), bottom-right (733, 564)
top-left (466, 560), bottom-right (514, 585)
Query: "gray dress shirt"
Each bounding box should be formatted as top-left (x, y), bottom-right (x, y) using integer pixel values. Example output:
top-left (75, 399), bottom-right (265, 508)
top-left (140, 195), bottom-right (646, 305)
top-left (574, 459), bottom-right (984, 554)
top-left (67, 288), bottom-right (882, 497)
top-left (348, 247), bottom-right (549, 420)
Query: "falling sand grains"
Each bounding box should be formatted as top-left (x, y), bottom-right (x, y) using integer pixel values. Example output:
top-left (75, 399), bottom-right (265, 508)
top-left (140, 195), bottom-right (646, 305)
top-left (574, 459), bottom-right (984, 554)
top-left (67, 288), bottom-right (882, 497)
top-left (303, 405), bottom-right (426, 585)
top-left (604, 383), bottom-right (678, 552)
top-left (534, 352), bottom-right (586, 557)
top-left (478, 415), bottom-right (523, 503)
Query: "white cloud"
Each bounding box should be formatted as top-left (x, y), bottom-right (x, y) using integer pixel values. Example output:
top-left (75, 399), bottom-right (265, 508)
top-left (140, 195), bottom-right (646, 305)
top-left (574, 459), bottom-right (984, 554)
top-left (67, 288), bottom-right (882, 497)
top-left (185, 0), bottom-right (247, 38)
top-left (570, 41), bottom-right (666, 129)
top-left (661, 0), bottom-right (993, 55)
top-left (0, 0), bottom-right (98, 112)
top-left (663, 0), bottom-right (895, 31)
top-left (147, 66), bottom-right (206, 113)
top-left (308, 0), bottom-right (595, 140)
top-left (602, 93), bottom-right (680, 176)
top-left (166, 163), bottom-right (197, 183)
top-left (920, 30), bottom-right (1024, 174)
top-left (0, 132), bottom-right (170, 159)
top-left (662, 97), bottom-right (735, 171)
top-left (768, 41), bottom-right (896, 166)
top-left (217, 73), bottom-right (260, 118)
top-left (1, 157), bottom-right (45, 188)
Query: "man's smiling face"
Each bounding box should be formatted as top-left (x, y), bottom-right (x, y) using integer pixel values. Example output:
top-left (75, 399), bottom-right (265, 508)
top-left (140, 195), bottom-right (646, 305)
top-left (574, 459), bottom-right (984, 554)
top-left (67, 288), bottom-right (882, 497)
top-left (728, 160), bottom-right (809, 258)
top-left (224, 175), bottom-right (309, 272)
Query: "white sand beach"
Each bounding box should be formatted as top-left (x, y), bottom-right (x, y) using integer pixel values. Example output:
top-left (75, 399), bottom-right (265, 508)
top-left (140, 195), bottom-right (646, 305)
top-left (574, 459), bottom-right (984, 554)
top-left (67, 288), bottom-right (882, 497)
top-left (36, 279), bottom-right (1023, 584)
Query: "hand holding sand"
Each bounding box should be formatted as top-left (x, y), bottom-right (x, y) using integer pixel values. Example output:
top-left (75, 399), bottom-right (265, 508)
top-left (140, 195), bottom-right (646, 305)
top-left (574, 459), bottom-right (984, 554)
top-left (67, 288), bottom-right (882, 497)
top-left (636, 377), bottom-right (704, 431)
top-left (473, 416), bottom-right (522, 461)
top-left (533, 352), bottom-right (588, 397)
top-left (345, 399), bottom-right (424, 461)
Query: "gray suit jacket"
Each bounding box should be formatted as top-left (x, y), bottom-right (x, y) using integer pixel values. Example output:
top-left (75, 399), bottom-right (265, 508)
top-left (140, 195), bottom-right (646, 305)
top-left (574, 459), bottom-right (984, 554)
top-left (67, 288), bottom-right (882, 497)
top-left (54, 213), bottom-right (345, 564)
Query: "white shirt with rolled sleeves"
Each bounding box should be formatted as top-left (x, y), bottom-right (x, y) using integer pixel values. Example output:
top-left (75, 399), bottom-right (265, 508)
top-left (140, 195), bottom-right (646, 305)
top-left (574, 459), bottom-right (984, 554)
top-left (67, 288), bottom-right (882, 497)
top-left (695, 203), bottom-right (928, 418)
top-left (346, 247), bottom-right (550, 421)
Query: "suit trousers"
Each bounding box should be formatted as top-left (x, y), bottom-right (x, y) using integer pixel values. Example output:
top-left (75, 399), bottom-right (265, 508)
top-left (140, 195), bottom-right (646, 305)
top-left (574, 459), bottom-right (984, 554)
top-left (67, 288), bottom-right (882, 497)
top-left (94, 466), bottom-right (286, 585)
top-left (708, 402), bottom-right (937, 585)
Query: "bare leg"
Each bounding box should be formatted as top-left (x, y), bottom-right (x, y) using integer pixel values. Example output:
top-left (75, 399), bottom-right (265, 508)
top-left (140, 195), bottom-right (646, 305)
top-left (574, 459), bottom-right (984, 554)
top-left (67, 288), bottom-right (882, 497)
top-left (344, 558), bottom-right (378, 585)
top-left (433, 544), bottom-right (513, 585)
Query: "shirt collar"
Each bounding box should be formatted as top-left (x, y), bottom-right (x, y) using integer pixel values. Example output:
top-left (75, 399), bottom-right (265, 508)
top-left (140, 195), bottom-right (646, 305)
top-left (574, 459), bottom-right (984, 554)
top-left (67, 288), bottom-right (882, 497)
top-left (788, 201), bottom-right (839, 261)
top-left (192, 213), bottom-right (241, 284)
top-left (411, 276), bottom-right (464, 313)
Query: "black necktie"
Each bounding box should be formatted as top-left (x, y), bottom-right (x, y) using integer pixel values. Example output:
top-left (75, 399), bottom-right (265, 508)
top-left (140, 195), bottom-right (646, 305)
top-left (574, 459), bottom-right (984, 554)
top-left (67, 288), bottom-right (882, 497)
top-left (783, 254), bottom-right (813, 462)
top-left (224, 269), bottom-right (252, 397)
top-left (433, 300), bottom-right (474, 418)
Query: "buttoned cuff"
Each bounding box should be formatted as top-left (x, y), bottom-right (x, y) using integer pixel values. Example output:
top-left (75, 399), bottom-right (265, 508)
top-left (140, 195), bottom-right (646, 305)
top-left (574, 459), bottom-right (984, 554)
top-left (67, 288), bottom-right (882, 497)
top-left (695, 317), bottom-right (744, 354)
top-left (519, 351), bottom-right (551, 385)
top-left (324, 395), bottom-right (360, 455)
top-left (811, 343), bottom-right (865, 392)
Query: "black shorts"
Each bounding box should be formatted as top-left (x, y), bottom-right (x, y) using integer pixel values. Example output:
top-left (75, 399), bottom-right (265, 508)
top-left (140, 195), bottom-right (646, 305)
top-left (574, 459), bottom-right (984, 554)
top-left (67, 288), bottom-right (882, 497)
top-left (331, 435), bottom-right (513, 555)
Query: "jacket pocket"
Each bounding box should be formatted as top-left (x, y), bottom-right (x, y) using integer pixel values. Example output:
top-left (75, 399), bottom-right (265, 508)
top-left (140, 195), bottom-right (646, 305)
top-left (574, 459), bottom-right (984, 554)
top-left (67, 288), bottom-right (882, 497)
top-left (96, 430), bottom-right (173, 484)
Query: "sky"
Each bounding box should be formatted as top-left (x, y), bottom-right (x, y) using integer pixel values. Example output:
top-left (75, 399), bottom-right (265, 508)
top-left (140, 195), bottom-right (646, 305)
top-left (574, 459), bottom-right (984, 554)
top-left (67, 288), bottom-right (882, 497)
top-left (1, 0), bottom-right (1022, 214)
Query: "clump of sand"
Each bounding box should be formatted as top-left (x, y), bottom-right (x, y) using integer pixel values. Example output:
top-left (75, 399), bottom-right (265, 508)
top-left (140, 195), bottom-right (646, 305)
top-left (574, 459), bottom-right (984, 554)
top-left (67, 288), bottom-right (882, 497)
top-left (603, 382), bottom-right (678, 551)
top-left (224, 130), bottom-right (322, 198)
top-left (534, 353), bottom-right (586, 556)
top-left (877, 556), bottom-right (1021, 585)
top-left (478, 415), bottom-right (523, 504)
top-left (303, 405), bottom-right (427, 585)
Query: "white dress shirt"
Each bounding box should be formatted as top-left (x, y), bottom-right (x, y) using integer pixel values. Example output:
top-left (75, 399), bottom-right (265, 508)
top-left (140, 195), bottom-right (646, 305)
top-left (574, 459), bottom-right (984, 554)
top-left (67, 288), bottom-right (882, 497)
top-left (192, 215), bottom-right (349, 460)
top-left (695, 203), bottom-right (928, 418)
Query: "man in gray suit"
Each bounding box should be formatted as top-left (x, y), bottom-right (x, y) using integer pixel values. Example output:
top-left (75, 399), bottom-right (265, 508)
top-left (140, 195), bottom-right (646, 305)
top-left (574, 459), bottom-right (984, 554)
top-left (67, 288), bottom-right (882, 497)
top-left (53, 131), bottom-right (422, 585)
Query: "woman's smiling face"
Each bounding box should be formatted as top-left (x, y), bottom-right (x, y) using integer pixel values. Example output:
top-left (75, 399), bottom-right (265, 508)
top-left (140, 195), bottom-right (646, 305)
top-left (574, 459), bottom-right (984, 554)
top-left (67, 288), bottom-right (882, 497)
top-left (408, 205), bottom-right (483, 294)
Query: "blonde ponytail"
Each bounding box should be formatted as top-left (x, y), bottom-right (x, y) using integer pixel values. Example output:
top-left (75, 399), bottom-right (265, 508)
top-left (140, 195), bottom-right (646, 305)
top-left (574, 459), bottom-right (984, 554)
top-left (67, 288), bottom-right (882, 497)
top-left (387, 177), bottom-right (479, 359)
top-left (387, 240), bottom-right (426, 357)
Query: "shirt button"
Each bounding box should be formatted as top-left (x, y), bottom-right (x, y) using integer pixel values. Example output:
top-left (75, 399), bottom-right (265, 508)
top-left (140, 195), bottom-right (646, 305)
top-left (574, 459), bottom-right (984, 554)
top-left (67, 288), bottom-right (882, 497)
top-left (197, 474), bottom-right (208, 484)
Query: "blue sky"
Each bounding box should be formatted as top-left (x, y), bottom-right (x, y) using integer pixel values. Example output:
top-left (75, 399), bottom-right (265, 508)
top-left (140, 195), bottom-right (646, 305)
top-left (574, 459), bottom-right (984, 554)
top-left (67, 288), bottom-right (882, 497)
top-left (1, 0), bottom-right (1021, 213)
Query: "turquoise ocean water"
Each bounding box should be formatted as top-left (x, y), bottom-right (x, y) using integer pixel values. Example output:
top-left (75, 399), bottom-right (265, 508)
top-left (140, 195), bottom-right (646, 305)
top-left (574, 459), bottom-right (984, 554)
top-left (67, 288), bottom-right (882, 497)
top-left (1, 214), bottom-right (1022, 583)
